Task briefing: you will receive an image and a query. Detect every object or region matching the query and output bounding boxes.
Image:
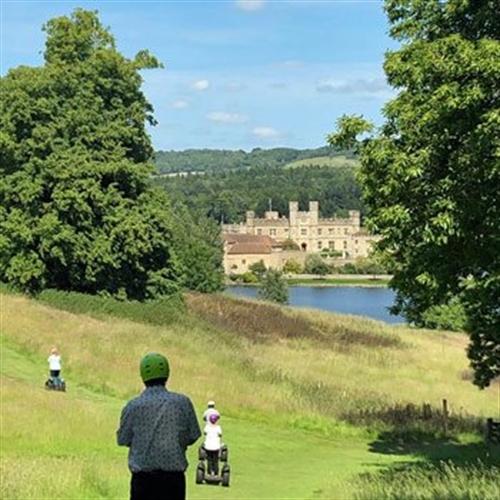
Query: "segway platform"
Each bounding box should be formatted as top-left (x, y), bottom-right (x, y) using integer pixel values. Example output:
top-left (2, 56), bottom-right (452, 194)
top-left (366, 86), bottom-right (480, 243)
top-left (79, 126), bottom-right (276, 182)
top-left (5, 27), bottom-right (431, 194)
top-left (45, 376), bottom-right (66, 392)
top-left (195, 445), bottom-right (230, 487)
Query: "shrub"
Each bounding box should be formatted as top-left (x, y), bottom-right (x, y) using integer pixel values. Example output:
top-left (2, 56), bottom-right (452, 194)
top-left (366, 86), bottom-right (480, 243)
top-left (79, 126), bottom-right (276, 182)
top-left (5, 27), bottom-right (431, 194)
top-left (303, 254), bottom-right (330, 275)
top-left (282, 259), bottom-right (303, 274)
top-left (258, 269), bottom-right (289, 304)
top-left (282, 239), bottom-right (300, 251)
top-left (242, 272), bottom-right (259, 284)
top-left (249, 260), bottom-right (267, 279)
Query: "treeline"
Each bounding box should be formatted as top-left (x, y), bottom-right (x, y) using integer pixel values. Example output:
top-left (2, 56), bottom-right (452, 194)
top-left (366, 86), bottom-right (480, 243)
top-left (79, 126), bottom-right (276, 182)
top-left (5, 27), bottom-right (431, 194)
top-left (153, 146), bottom-right (355, 174)
top-left (153, 164), bottom-right (364, 224)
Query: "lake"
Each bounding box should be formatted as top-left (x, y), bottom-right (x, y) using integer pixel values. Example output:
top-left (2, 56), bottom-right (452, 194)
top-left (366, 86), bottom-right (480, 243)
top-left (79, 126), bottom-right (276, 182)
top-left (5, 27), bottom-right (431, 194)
top-left (225, 285), bottom-right (405, 324)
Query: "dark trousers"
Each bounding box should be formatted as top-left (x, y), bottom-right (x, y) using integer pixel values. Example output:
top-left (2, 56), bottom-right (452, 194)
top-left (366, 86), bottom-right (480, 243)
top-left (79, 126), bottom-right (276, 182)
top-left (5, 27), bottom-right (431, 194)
top-left (206, 450), bottom-right (219, 475)
top-left (130, 471), bottom-right (185, 500)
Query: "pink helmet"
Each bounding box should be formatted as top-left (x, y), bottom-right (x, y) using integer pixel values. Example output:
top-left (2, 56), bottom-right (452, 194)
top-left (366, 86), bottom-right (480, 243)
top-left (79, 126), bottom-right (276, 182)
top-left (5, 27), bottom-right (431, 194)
top-left (209, 413), bottom-right (219, 424)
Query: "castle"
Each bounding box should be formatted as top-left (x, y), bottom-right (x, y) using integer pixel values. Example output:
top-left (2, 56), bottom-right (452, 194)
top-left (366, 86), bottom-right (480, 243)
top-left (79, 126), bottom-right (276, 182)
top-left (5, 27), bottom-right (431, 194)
top-left (221, 201), bottom-right (378, 274)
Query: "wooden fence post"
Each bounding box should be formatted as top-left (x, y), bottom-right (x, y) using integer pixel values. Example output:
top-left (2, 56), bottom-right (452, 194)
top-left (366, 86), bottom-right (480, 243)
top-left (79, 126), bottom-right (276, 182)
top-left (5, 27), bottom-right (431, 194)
top-left (485, 418), bottom-right (500, 443)
top-left (442, 399), bottom-right (448, 433)
top-left (423, 403), bottom-right (432, 420)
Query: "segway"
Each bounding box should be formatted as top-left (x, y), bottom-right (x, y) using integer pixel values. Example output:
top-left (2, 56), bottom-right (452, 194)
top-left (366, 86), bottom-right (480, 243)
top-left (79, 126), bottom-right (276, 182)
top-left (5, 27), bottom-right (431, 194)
top-left (195, 444), bottom-right (230, 487)
top-left (45, 375), bottom-right (66, 392)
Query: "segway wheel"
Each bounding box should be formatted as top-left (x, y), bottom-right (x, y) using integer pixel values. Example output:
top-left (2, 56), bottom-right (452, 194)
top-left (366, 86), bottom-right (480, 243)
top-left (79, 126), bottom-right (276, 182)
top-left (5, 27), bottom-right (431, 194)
top-left (221, 470), bottom-right (230, 487)
top-left (198, 446), bottom-right (207, 460)
top-left (220, 445), bottom-right (228, 462)
top-left (59, 381), bottom-right (67, 392)
top-left (45, 379), bottom-right (54, 390)
top-left (196, 463), bottom-right (205, 485)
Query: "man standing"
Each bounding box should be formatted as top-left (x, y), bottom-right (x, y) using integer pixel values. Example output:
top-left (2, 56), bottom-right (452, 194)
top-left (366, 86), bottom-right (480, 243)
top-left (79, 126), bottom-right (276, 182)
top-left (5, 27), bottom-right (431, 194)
top-left (117, 353), bottom-right (201, 500)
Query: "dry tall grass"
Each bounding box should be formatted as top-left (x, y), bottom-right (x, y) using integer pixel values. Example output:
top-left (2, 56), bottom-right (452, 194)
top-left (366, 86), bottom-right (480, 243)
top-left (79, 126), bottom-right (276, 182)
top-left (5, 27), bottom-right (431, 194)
top-left (186, 292), bottom-right (499, 423)
top-left (3, 291), bottom-right (497, 430)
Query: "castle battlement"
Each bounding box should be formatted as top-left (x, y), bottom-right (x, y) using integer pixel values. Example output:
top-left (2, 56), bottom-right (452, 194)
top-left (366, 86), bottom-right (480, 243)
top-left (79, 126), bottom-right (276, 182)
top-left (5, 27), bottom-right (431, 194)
top-left (221, 201), bottom-right (379, 274)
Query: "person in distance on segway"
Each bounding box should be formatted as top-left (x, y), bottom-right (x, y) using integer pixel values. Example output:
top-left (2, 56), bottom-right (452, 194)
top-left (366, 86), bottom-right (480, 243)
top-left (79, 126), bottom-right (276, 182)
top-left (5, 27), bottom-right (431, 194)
top-left (47, 346), bottom-right (62, 387)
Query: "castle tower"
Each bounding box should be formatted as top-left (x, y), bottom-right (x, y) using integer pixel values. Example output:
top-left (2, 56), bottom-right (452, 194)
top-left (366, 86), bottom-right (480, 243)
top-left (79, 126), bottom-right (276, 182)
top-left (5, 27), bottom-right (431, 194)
top-left (348, 210), bottom-right (361, 229)
top-left (288, 201), bottom-right (299, 242)
top-left (309, 201), bottom-right (319, 225)
top-left (246, 211), bottom-right (255, 233)
top-left (308, 201), bottom-right (319, 251)
top-left (289, 202), bottom-right (298, 225)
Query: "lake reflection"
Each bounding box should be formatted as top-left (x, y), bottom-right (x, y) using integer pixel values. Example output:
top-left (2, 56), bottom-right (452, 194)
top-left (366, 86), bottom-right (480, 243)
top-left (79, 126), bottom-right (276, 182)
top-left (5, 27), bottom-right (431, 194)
top-left (225, 285), bottom-right (405, 324)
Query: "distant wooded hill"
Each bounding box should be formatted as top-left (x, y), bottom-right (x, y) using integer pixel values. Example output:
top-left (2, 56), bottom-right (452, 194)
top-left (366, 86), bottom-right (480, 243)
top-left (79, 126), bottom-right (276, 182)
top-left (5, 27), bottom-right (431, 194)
top-left (153, 146), bottom-right (357, 174)
top-left (152, 147), bottom-right (364, 224)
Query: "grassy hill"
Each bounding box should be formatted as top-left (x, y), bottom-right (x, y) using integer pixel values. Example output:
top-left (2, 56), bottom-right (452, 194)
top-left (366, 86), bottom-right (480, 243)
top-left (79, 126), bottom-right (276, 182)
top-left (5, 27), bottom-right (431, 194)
top-left (152, 146), bottom-right (352, 174)
top-left (283, 155), bottom-right (359, 169)
top-left (2, 290), bottom-right (499, 499)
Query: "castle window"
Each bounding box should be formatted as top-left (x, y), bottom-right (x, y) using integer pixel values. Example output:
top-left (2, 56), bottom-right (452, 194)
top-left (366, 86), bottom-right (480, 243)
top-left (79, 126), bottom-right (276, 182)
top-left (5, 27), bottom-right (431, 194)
top-left (328, 241), bottom-right (335, 249)
top-left (301, 228), bottom-right (307, 236)
top-left (329, 228), bottom-right (334, 234)
top-left (270, 229), bottom-right (276, 236)
top-left (257, 229), bottom-right (262, 235)
top-left (317, 228), bottom-right (322, 235)
top-left (317, 241), bottom-right (322, 249)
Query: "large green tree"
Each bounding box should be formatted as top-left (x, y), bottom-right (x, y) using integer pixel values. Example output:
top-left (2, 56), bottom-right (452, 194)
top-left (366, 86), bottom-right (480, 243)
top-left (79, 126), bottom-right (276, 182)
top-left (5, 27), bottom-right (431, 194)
top-left (0, 9), bottom-right (182, 300)
top-left (328, 0), bottom-right (500, 387)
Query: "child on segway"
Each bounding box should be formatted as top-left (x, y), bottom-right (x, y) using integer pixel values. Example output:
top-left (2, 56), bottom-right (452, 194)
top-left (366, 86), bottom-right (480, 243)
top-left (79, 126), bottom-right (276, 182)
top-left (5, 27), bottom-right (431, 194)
top-left (203, 400), bottom-right (220, 422)
top-left (204, 413), bottom-right (223, 475)
top-left (196, 407), bottom-right (230, 486)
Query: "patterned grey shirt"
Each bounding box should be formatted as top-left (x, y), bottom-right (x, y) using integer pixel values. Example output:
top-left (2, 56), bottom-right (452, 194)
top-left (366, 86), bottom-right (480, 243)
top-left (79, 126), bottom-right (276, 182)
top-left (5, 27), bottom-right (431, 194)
top-left (117, 386), bottom-right (201, 473)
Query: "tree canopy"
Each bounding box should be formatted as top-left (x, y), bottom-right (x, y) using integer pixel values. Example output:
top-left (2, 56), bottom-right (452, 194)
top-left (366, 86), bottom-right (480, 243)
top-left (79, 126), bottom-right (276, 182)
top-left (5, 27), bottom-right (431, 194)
top-left (328, 0), bottom-right (500, 387)
top-left (0, 9), bottom-right (223, 299)
top-left (154, 164), bottom-right (363, 224)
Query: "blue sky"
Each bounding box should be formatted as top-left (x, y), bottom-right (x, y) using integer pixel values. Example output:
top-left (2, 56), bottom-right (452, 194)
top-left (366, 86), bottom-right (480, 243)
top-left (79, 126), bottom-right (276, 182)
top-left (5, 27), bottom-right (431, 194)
top-left (1, 0), bottom-right (397, 151)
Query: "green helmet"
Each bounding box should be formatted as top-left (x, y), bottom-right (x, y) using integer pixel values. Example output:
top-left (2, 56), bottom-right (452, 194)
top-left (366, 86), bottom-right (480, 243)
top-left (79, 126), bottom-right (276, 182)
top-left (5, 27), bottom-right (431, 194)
top-left (140, 353), bottom-right (170, 382)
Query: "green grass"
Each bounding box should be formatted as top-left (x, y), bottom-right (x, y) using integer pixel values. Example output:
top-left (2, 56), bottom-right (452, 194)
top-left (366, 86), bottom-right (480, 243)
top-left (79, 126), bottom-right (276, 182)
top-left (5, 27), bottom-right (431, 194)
top-left (1, 342), bottom-right (396, 500)
top-left (283, 156), bottom-right (359, 169)
top-left (1, 290), bottom-right (499, 499)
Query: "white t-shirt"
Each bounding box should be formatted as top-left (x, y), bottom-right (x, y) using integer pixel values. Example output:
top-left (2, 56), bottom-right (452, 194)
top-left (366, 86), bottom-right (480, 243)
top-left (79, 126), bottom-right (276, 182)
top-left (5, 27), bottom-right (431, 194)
top-left (203, 423), bottom-right (222, 451)
top-left (48, 354), bottom-right (61, 371)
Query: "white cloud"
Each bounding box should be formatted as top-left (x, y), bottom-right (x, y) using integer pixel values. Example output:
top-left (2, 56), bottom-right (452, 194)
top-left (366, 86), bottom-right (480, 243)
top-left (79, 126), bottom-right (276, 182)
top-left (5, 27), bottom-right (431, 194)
top-left (172, 100), bottom-right (188, 109)
top-left (252, 126), bottom-right (279, 139)
top-left (191, 79), bottom-right (210, 91)
top-left (207, 112), bottom-right (248, 124)
top-left (235, 0), bottom-right (266, 12)
top-left (316, 78), bottom-right (389, 95)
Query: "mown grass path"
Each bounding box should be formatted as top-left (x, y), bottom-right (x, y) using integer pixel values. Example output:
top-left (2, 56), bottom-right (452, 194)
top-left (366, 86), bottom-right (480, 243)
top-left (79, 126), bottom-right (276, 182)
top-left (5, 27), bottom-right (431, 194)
top-left (2, 343), bottom-right (403, 499)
